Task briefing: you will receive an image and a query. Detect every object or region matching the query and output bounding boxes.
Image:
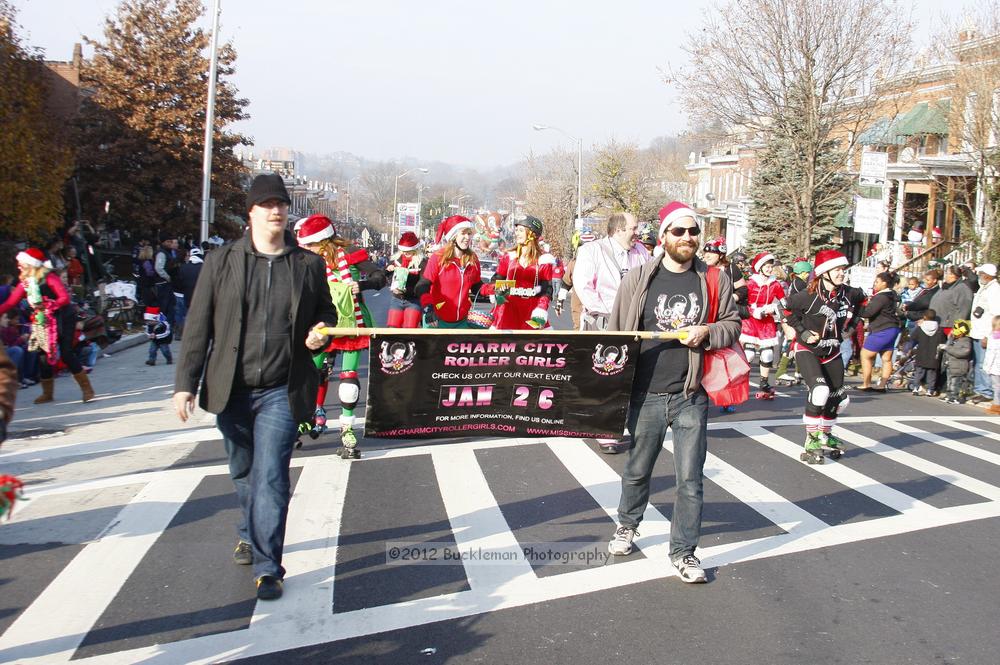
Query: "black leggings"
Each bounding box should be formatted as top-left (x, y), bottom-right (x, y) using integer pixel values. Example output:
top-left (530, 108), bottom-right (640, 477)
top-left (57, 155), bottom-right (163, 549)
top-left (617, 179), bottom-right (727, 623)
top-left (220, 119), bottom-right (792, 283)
top-left (795, 351), bottom-right (847, 420)
top-left (38, 320), bottom-right (83, 379)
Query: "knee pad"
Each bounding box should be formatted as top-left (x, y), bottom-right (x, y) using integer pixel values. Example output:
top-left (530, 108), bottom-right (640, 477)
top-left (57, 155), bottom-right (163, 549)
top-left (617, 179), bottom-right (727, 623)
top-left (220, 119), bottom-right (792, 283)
top-left (760, 348), bottom-right (774, 367)
top-left (386, 308), bottom-right (404, 328)
top-left (339, 371), bottom-right (360, 409)
top-left (809, 383), bottom-right (830, 407)
top-left (743, 344), bottom-right (757, 364)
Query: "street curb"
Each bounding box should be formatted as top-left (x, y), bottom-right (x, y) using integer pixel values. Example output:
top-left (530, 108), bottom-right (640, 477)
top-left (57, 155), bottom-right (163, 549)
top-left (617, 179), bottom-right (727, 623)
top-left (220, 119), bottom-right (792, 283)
top-left (103, 332), bottom-right (148, 355)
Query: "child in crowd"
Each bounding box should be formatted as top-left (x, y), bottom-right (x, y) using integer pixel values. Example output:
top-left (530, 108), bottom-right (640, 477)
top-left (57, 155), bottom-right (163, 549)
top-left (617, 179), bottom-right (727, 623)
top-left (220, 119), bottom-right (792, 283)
top-left (909, 309), bottom-right (945, 396)
top-left (983, 315), bottom-right (1000, 415)
top-left (941, 319), bottom-right (973, 404)
top-left (143, 306), bottom-right (172, 366)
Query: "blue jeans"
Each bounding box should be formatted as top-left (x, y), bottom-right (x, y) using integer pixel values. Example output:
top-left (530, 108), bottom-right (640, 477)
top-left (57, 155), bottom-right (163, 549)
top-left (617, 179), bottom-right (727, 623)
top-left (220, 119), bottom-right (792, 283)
top-left (148, 340), bottom-right (172, 362)
top-left (972, 339), bottom-right (992, 398)
top-left (618, 389), bottom-right (709, 561)
top-left (217, 385), bottom-right (299, 579)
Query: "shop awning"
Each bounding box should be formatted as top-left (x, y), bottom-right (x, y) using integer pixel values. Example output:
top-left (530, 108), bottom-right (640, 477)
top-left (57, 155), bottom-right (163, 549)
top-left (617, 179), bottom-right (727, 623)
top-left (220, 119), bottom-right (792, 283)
top-left (833, 205), bottom-right (853, 228)
top-left (857, 116), bottom-right (894, 145)
top-left (892, 100), bottom-right (951, 137)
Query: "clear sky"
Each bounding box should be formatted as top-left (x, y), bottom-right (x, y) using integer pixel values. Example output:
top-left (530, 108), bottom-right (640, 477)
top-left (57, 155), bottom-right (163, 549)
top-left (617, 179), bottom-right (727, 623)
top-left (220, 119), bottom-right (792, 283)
top-left (14, 0), bottom-right (945, 168)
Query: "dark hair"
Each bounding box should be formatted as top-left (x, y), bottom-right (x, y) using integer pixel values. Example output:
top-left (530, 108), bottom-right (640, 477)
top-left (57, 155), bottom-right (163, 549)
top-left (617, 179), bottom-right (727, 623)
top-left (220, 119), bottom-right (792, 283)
top-left (876, 271), bottom-right (897, 288)
top-left (923, 308), bottom-right (936, 320)
top-left (944, 265), bottom-right (962, 279)
top-left (924, 269), bottom-right (942, 281)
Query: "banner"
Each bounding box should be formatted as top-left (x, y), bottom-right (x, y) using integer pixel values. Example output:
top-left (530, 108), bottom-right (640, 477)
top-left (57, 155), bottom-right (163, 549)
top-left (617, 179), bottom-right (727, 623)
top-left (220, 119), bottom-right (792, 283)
top-left (365, 332), bottom-right (641, 440)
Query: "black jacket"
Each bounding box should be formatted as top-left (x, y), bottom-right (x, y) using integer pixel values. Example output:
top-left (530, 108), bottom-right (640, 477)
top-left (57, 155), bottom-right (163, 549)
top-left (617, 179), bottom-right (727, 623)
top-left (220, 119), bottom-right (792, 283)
top-left (911, 323), bottom-right (945, 369)
top-left (861, 289), bottom-right (901, 334)
top-left (175, 261), bottom-right (203, 306)
top-left (905, 285), bottom-right (939, 321)
top-left (785, 284), bottom-right (854, 358)
top-left (174, 232), bottom-right (337, 423)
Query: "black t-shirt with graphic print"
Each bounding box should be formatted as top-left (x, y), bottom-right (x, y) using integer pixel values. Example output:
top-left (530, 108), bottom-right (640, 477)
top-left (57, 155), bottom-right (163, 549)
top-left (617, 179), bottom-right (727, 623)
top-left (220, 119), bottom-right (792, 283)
top-left (633, 267), bottom-right (701, 395)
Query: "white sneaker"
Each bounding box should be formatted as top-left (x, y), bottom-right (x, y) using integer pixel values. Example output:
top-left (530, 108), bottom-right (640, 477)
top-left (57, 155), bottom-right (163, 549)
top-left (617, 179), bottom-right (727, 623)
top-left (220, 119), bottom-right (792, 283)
top-left (672, 553), bottom-right (708, 583)
top-left (608, 525), bottom-right (638, 556)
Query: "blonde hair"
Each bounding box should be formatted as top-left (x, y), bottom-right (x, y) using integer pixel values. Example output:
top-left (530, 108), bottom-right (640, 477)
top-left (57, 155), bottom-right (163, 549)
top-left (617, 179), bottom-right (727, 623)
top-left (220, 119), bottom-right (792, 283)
top-left (992, 315), bottom-right (1000, 330)
top-left (437, 238), bottom-right (478, 268)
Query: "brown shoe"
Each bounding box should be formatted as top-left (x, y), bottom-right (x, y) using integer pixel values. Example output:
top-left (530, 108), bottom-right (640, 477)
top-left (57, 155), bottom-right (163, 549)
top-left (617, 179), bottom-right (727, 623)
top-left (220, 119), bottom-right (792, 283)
top-left (33, 378), bottom-right (54, 404)
top-left (986, 404), bottom-right (1000, 415)
top-left (72, 371), bottom-right (95, 402)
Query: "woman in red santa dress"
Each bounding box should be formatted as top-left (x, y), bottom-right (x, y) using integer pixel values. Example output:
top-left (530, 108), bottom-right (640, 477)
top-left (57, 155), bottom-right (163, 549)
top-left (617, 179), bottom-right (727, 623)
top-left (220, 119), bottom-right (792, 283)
top-left (741, 251), bottom-right (785, 398)
top-left (489, 215), bottom-right (553, 330)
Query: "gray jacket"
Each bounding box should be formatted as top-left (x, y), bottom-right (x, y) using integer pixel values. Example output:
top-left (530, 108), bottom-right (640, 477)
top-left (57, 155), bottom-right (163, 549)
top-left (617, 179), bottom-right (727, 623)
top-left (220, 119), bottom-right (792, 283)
top-left (929, 280), bottom-right (973, 328)
top-left (608, 256), bottom-right (742, 397)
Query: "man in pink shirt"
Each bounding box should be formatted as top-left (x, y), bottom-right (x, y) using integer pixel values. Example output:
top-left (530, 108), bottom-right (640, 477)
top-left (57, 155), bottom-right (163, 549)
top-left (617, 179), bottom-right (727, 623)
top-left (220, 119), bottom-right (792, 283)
top-left (571, 211), bottom-right (650, 453)
top-left (572, 212), bottom-right (650, 332)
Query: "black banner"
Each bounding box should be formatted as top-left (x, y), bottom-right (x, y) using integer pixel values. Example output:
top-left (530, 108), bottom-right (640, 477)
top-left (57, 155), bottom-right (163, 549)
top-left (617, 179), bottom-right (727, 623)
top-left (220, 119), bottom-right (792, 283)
top-left (364, 333), bottom-right (640, 440)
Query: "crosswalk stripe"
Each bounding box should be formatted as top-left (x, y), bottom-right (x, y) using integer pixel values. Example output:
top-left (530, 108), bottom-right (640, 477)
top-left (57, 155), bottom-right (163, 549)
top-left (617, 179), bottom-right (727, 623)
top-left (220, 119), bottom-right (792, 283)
top-left (0, 475), bottom-right (202, 664)
top-left (737, 425), bottom-right (938, 514)
top-left (666, 434), bottom-right (830, 532)
top-left (833, 427), bottom-right (1000, 502)
top-left (432, 448), bottom-right (536, 589)
top-left (250, 456), bottom-right (350, 627)
top-left (935, 418), bottom-right (1000, 444)
top-left (879, 420), bottom-right (1000, 467)
top-left (546, 438), bottom-right (672, 559)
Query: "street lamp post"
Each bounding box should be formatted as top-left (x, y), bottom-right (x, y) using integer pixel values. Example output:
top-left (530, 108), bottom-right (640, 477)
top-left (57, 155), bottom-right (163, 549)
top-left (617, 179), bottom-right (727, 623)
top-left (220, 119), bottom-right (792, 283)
top-left (199, 0), bottom-right (222, 244)
top-left (392, 167), bottom-right (429, 246)
top-left (533, 124), bottom-right (583, 229)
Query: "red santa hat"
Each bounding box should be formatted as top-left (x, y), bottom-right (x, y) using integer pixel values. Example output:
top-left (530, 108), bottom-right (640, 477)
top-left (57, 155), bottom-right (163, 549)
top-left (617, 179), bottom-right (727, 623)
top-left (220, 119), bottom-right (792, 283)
top-left (751, 251), bottom-right (776, 273)
top-left (435, 215), bottom-right (474, 245)
top-left (398, 231), bottom-right (422, 251)
top-left (144, 306), bottom-right (161, 321)
top-left (296, 215), bottom-right (335, 245)
top-left (657, 201), bottom-right (699, 238)
top-left (813, 249), bottom-right (849, 276)
top-left (16, 247), bottom-right (46, 267)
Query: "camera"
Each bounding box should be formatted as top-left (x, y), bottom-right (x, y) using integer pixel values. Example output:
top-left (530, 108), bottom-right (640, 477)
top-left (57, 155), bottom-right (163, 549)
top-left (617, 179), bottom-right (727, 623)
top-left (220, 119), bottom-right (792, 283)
top-left (974, 306), bottom-right (985, 319)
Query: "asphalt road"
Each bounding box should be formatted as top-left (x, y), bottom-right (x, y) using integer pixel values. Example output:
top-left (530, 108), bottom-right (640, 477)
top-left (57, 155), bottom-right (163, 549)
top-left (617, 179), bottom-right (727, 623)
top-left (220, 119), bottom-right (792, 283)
top-left (1, 286), bottom-right (998, 664)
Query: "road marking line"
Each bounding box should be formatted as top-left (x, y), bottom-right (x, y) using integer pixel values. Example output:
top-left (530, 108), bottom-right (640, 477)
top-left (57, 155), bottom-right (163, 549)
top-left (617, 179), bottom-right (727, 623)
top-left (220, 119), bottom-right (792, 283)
top-left (63, 501), bottom-right (1000, 665)
top-left (737, 425), bottom-right (937, 514)
top-left (879, 420), bottom-right (1000, 467)
top-left (250, 456), bottom-right (350, 628)
top-left (0, 427), bottom-right (220, 464)
top-left (666, 433), bottom-right (831, 532)
top-left (0, 476), bottom-right (202, 664)
top-left (546, 439), bottom-right (672, 560)
top-left (833, 426), bottom-right (1000, 501)
top-left (432, 447), bottom-right (535, 589)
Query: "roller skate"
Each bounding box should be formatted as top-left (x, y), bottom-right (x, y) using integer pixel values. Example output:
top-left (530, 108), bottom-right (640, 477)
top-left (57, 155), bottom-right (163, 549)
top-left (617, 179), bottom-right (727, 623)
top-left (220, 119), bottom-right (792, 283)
top-left (755, 380), bottom-right (776, 400)
top-left (821, 432), bottom-right (844, 460)
top-left (799, 431), bottom-right (825, 464)
top-left (719, 405), bottom-right (737, 414)
top-left (309, 407), bottom-right (328, 439)
top-left (338, 427), bottom-right (361, 459)
top-left (776, 372), bottom-right (801, 387)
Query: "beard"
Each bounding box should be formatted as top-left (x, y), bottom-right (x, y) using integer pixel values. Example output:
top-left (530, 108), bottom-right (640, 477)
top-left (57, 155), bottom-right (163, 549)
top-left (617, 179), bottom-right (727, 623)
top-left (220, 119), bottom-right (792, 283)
top-left (665, 240), bottom-right (697, 263)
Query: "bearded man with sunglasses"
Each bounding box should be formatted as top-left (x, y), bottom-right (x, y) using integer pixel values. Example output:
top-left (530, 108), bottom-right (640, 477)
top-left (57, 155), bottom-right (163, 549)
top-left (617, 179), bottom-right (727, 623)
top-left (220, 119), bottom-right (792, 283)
top-left (605, 201), bottom-right (741, 584)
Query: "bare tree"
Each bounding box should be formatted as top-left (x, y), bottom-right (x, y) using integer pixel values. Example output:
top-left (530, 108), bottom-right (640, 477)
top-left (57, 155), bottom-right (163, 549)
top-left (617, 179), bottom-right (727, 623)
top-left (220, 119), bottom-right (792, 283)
top-left (671, 0), bottom-right (914, 256)
top-left (358, 161), bottom-right (397, 231)
top-left (523, 147), bottom-right (579, 257)
top-left (590, 138), bottom-right (669, 222)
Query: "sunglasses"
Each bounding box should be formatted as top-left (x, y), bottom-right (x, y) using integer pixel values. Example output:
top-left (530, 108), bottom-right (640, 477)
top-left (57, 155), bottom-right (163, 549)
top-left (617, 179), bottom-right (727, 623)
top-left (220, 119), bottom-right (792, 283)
top-left (667, 225), bottom-right (701, 237)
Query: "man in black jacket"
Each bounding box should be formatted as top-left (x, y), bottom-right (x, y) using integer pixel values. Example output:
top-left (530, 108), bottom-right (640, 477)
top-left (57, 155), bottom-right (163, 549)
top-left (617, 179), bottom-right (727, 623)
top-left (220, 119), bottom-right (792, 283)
top-left (173, 174), bottom-right (336, 601)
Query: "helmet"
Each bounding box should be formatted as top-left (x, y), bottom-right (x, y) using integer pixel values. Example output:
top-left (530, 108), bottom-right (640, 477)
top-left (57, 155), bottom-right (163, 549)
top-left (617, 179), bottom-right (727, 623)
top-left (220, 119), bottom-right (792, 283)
top-left (514, 214), bottom-right (543, 238)
top-left (637, 223), bottom-right (657, 247)
top-left (953, 319), bottom-right (971, 336)
top-left (730, 251), bottom-right (747, 264)
top-left (703, 236), bottom-right (727, 254)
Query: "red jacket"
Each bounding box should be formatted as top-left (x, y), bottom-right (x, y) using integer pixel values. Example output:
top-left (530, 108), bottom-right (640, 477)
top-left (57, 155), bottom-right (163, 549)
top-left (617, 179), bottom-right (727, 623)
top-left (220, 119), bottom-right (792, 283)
top-left (418, 253), bottom-right (481, 323)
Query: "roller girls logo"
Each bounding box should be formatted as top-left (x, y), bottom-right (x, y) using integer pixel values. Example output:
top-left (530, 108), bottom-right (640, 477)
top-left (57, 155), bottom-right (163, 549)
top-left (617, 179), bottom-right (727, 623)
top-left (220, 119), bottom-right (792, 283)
top-left (592, 344), bottom-right (629, 376)
top-left (653, 292), bottom-right (701, 331)
top-left (379, 341), bottom-right (417, 375)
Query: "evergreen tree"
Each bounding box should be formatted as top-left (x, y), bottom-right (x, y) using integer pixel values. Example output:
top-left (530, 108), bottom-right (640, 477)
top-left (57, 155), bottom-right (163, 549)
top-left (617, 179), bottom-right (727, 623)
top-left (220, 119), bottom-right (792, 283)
top-left (0, 1), bottom-right (74, 239)
top-left (74, 0), bottom-right (249, 236)
top-left (747, 110), bottom-right (853, 259)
